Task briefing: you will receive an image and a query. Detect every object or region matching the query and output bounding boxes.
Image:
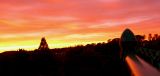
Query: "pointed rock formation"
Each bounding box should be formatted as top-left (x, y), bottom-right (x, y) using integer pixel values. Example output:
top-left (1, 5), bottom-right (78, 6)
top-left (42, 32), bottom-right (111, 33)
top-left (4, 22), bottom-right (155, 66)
top-left (38, 37), bottom-right (49, 50)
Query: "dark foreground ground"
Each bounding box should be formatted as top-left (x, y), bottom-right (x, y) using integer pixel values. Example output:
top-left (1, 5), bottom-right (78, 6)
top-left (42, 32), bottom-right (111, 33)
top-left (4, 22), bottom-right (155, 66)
top-left (0, 38), bottom-right (159, 76)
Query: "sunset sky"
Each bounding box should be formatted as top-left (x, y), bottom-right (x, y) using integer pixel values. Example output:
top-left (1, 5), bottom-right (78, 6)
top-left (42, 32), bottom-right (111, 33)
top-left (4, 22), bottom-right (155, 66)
top-left (0, 0), bottom-right (160, 52)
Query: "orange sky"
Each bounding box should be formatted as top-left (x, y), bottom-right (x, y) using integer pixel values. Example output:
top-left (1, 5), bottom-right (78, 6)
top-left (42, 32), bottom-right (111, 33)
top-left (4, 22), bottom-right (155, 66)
top-left (0, 0), bottom-right (160, 52)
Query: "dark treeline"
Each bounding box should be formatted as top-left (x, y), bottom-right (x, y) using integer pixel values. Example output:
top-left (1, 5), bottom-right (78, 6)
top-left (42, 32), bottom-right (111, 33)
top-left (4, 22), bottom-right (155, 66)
top-left (0, 34), bottom-right (159, 76)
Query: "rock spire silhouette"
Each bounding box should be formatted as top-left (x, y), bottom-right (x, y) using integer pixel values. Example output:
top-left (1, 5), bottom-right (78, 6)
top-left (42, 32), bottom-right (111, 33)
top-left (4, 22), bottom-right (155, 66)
top-left (38, 37), bottom-right (49, 50)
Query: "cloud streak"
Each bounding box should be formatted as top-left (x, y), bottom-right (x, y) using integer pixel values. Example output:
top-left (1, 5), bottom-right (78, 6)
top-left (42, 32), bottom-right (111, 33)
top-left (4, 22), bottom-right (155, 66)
top-left (0, 0), bottom-right (160, 51)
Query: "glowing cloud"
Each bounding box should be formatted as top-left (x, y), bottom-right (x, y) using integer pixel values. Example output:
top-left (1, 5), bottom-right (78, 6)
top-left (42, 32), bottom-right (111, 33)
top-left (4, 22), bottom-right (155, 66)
top-left (0, 0), bottom-right (160, 51)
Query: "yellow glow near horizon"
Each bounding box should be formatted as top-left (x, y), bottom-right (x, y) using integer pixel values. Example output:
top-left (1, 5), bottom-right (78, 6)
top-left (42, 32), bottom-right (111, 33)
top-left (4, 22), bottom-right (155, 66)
top-left (0, 38), bottom-right (108, 53)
